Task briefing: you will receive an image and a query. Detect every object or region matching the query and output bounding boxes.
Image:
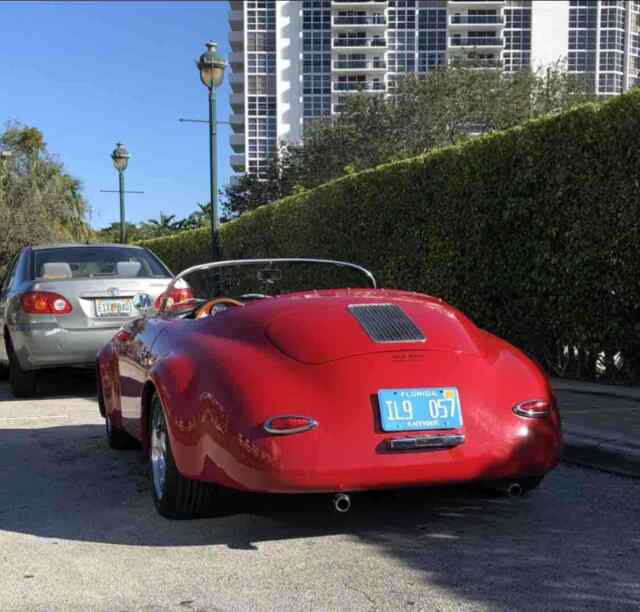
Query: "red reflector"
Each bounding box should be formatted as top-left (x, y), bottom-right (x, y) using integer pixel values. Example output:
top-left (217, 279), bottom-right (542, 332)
top-left (20, 291), bottom-right (72, 315)
top-left (512, 399), bottom-right (551, 418)
top-left (264, 415), bottom-right (318, 435)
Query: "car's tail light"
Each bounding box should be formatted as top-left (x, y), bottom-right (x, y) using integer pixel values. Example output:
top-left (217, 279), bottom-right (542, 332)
top-left (512, 399), bottom-right (551, 418)
top-left (154, 287), bottom-right (194, 310)
top-left (20, 291), bottom-right (72, 315)
top-left (263, 415), bottom-right (318, 435)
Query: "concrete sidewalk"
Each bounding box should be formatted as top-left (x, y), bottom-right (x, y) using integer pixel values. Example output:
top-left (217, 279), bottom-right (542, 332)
top-left (552, 378), bottom-right (640, 478)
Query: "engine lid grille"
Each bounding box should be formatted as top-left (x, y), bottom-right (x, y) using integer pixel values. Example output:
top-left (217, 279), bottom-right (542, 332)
top-left (348, 303), bottom-right (426, 344)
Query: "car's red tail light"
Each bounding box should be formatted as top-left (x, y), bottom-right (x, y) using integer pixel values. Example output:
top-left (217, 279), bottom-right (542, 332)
top-left (263, 415), bottom-right (318, 435)
top-left (512, 399), bottom-right (551, 418)
top-left (20, 291), bottom-right (72, 315)
top-left (154, 287), bottom-right (194, 310)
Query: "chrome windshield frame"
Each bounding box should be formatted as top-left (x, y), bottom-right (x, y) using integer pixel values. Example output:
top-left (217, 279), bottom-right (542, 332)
top-left (162, 258), bottom-right (377, 314)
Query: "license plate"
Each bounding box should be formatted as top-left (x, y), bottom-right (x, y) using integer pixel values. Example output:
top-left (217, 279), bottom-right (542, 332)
top-left (95, 298), bottom-right (133, 317)
top-left (378, 387), bottom-right (463, 432)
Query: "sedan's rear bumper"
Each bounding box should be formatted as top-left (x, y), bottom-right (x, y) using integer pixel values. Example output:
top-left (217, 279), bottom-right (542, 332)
top-left (10, 323), bottom-right (122, 370)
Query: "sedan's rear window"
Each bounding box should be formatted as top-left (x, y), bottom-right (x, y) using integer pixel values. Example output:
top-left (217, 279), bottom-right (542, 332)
top-left (32, 247), bottom-right (171, 280)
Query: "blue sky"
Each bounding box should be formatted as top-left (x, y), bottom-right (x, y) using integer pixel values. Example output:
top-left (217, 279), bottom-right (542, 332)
top-left (0, 0), bottom-right (233, 229)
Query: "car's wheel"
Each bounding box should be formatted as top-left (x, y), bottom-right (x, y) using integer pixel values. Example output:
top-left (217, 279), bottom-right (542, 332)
top-left (8, 347), bottom-right (37, 398)
top-left (0, 361), bottom-right (8, 380)
top-left (98, 374), bottom-right (135, 450)
top-left (149, 393), bottom-right (219, 519)
top-left (105, 412), bottom-right (135, 450)
top-left (518, 475), bottom-right (544, 495)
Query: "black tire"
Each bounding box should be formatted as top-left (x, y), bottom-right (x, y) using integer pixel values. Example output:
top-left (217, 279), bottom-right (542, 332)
top-left (149, 393), bottom-right (220, 519)
top-left (0, 361), bottom-right (8, 380)
top-left (99, 375), bottom-right (135, 450)
top-left (518, 475), bottom-right (544, 495)
top-left (105, 412), bottom-right (135, 450)
top-left (8, 349), bottom-right (37, 398)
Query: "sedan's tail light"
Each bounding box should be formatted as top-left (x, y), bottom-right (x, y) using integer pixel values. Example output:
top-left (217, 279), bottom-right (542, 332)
top-left (21, 291), bottom-right (72, 315)
top-left (263, 415), bottom-right (318, 435)
top-left (512, 399), bottom-right (551, 418)
top-left (154, 287), bottom-right (194, 310)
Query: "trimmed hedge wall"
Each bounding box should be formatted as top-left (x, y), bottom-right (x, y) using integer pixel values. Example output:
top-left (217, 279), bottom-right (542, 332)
top-left (140, 89), bottom-right (640, 383)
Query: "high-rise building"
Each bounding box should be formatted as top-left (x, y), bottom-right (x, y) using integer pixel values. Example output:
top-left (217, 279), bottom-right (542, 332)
top-left (229, 0), bottom-right (640, 176)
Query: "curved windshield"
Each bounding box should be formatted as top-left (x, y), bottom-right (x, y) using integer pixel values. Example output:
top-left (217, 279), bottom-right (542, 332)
top-left (161, 259), bottom-right (376, 313)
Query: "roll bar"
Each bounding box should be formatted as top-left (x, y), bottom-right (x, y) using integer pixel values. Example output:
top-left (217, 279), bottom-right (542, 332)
top-left (162, 258), bottom-right (377, 313)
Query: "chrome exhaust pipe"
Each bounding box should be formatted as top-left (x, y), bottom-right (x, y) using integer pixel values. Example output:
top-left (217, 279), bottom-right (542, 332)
top-left (506, 482), bottom-right (523, 498)
top-left (333, 493), bottom-right (351, 513)
top-left (483, 480), bottom-right (524, 497)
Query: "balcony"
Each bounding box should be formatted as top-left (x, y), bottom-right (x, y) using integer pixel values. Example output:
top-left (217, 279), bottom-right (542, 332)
top-left (229, 113), bottom-right (244, 127)
top-left (332, 15), bottom-right (387, 27)
top-left (230, 134), bottom-right (245, 152)
top-left (448, 0), bottom-right (504, 6)
top-left (230, 93), bottom-right (244, 111)
top-left (230, 31), bottom-right (244, 51)
top-left (230, 72), bottom-right (244, 92)
top-left (333, 0), bottom-right (387, 5)
top-left (333, 37), bottom-right (387, 49)
top-left (449, 14), bottom-right (504, 28)
top-left (229, 10), bottom-right (243, 30)
top-left (449, 36), bottom-right (504, 48)
top-left (230, 154), bottom-right (245, 172)
top-left (333, 59), bottom-right (386, 71)
top-left (229, 51), bottom-right (244, 67)
top-left (333, 81), bottom-right (386, 92)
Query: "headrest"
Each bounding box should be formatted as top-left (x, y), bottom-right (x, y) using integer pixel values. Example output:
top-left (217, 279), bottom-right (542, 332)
top-left (41, 262), bottom-right (72, 280)
top-left (117, 261), bottom-right (142, 277)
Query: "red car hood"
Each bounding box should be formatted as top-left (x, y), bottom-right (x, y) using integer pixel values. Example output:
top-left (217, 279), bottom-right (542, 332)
top-left (263, 290), bottom-right (483, 364)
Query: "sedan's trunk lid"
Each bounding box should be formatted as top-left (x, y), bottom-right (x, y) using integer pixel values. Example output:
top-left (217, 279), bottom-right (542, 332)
top-left (30, 278), bottom-right (172, 329)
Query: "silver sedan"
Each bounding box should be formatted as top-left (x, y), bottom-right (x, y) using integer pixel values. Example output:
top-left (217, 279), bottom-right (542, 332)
top-left (0, 243), bottom-right (181, 397)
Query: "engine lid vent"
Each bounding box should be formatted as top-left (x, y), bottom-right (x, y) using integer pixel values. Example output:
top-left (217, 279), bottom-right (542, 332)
top-left (348, 303), bottom-right (426, 344)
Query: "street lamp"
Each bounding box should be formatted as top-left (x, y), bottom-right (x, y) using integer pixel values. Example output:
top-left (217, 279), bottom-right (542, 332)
top-left (111, 142), bottom-right (130, 244)
top-left (196, 40), bottom-right (226, 260)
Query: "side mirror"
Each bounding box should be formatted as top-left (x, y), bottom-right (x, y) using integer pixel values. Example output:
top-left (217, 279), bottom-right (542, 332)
top-left (132, 292), bottom-right (154, 316)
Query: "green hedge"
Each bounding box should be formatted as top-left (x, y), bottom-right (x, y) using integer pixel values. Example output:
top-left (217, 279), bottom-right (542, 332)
top-left (140, 89), bottom-right (640, 383)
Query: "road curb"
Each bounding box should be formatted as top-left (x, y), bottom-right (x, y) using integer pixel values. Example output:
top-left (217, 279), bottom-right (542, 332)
top-left (562, 432), bottom-right (640, 479)
top-left (552, 378), bottom-right (640, 401)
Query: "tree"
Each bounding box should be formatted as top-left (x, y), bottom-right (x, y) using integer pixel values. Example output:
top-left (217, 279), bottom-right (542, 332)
top-left (0, 122), bottom-right (91, 276)
top-left (222, 62), bottom-right (597, 215)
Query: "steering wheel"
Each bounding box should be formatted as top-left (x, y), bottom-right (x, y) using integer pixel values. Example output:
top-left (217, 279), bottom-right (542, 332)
top-left (195, 297), bottom-right (244, 319)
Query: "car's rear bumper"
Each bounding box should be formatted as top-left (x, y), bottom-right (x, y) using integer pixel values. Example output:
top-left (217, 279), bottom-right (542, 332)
top-left (190, 420), bottom-right (563, 494)
top-left (9, 323), bottom-right (122, 370)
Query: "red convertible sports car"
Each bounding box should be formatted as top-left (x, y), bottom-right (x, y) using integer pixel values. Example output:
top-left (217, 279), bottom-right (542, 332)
top-left (97, 258), bottom-right (562, 519)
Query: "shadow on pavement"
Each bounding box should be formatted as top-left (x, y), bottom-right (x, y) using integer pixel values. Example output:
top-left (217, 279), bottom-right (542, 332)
top-left (1, 421), bottom-right (639, 611)
top-left (0, 369), bottom-right (96, 401)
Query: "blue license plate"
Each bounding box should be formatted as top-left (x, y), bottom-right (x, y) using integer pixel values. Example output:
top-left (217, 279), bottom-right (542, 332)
top-left (378, 387), bottom-right (463, 432)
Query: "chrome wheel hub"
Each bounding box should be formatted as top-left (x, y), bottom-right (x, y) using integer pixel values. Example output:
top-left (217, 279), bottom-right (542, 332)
top-left (150, 407), bottom-right (167, 500)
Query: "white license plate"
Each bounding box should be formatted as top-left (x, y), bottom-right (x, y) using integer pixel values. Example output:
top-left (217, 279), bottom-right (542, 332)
top-left (95, 298), bottom-right (133, 317)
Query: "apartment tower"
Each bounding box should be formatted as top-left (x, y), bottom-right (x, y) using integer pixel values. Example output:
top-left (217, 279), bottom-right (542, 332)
top-left (229, 0), bottom-right (640, 176)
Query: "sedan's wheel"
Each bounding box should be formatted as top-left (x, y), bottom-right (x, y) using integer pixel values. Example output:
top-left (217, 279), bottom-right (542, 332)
top-left (8, 350), bottom-right (37, 398)
top-left (149, 393), bottom-right (219, 519)
top-left (0, 361), bottom-right (8, 381)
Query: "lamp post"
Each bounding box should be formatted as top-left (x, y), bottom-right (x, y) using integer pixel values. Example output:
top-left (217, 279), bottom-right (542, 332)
top-left (196, 41), bottom-right (226, 260)
top-left (111, 142), bottom-right (130, 244)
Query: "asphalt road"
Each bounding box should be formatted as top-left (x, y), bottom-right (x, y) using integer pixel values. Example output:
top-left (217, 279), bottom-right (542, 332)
top-left (1, 374), bottom-right (639, 612)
